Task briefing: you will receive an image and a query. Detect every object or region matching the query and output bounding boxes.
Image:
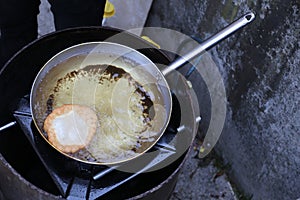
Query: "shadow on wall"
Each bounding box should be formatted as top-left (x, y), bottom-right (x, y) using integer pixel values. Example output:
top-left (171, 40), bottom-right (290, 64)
top-left (146, 0), bottom-right (300, 199)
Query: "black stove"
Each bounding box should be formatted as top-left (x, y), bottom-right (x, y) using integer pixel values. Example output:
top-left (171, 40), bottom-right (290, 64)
top-left (11, 92), bottom-right (181, 199)
top-left (0, 27), bottom-right (197, 200)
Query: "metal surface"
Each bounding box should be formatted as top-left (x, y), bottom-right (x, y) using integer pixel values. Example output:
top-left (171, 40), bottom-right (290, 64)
top-left (0, 27), bottom-right (197, 200)
top-left (0, 121), bottom-right (16, 132)
top-left (10, 84), bottom-right (184, 199)
top-left (30, 42), bottom-right (173, 165)
top-left (0, 27), bottom-right (198, 200)
top-left (29, 12), bottom-right (254, 166)
top-left (161, 12), bottom-right (255, 75)
top-left (0, 154), bottom-right (62, 200)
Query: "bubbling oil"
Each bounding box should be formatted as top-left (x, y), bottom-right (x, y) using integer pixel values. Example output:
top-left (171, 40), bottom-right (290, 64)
top-left (45, 62), bottom-right (167, 163)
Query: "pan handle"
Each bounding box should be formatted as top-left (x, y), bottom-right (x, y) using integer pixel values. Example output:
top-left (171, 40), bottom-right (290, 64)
top-left (162, 12), bottom-right (255, 75)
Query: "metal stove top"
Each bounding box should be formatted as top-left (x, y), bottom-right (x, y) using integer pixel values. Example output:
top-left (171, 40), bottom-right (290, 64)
top-left (12, 93), bottom-right (182, 199)
top-left (0, 27), bottom-right (200, 200)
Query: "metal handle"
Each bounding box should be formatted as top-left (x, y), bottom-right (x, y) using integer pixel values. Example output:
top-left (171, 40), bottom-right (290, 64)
top-left (0, 121), bottom-right (17, 132)
top-left (162, 12), bottom-right (255, 75)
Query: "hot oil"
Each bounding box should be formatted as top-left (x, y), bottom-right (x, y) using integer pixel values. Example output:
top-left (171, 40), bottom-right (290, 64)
top-left (45, 58), bottom-right (167, 163)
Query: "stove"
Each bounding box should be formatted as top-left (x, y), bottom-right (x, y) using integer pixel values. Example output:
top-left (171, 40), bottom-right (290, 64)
top-left (0, 27), bottom-right (199, 200)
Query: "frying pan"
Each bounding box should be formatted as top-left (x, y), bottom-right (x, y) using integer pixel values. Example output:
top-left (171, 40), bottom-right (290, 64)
top-left (30, 12), bottom-right (255, 165)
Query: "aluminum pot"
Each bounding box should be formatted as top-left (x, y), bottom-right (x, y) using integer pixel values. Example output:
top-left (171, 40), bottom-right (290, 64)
top-left (30, 12), bottom-right (255, 165)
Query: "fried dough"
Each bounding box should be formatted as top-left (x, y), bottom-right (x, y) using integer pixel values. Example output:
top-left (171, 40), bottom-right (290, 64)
top-left (43, 104), bottom-right (98, 153)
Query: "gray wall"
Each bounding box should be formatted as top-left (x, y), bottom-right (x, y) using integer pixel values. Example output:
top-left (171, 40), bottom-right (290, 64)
top-left (146, 0), bottom-right (300, 199)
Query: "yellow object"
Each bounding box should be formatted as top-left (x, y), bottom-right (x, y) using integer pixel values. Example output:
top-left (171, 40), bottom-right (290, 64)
top-left (104, 1), bottom-right (115, 18)
top-left (141, 36), bottom-right (161, 49)
top-left (199, 146), bottom-right (205, 153)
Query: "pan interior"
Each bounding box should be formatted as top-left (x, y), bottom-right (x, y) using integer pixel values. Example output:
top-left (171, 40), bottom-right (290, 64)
top-left (31, 42), bottom-right (172, 164)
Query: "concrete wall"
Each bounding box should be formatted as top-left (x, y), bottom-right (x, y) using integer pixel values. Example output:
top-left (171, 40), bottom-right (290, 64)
top-left (146, 0), bottom-right (300, 199)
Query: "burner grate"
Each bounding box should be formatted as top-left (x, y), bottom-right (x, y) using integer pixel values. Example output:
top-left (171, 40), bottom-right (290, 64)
top-left (11, 94), bottom-right (181, 199)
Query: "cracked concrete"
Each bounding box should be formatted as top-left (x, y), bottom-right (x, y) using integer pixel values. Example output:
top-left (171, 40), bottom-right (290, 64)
top-left (146, 0), bottom-right (300, 199)
top-left (170, 142), bottom-right (236, 200)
